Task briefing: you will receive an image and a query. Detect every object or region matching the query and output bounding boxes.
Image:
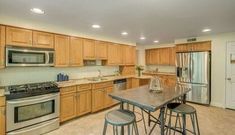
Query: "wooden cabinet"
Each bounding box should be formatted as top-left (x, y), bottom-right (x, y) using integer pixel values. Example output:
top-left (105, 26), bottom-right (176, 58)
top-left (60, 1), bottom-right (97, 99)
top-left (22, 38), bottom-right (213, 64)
top-left (123, 45), bottom-right (136, 65)
top-left (76, 90), bottom-right (91, 116)
top-left (69, 37), bottom-right (83, 66)
top-left (146, 47), bottom-right (176, 66)
top-left (95, 41), bottom-right (108, 59)
top-left (60, 84), bottom-right (92, 123)
top-left (83, 39), bottom-right (95, 59)
top-left (92, 88), bottom-right (105, 112)
top-left (33, 31), bottom-right (54, 49)
top-left (120, 66), bottom-right (135, 76)
top-left (107, 44), bottom-right (122, 65)
top-left (169, 47), bottom-right (176, 66)
top-left (55, 35), bottom-right (69, 67)
top-left (60, 86), bottom-right (77, 122)
top-left (92, 81), bottom-right (114, 112)
top-left (176, 41), bottom-right (211, 52)
top-left (132, 78), bottom-right (140, 88)
top-left (6, 26), bottom-right (32, 47)
top-left (0, 106), bottom-right (5, 135)
top-left (0, 26), bottom-right (5, 69)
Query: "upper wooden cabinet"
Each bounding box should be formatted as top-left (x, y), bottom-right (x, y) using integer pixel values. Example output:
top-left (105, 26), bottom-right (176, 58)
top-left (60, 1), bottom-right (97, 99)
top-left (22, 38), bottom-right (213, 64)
top-left (107, 43), bottom-right (120, 65)
top-left (6, 26), bottom-right (32, 47)
top-left (95, 41), bottom-right (108, 59)
top-left (55, 35), bottom-right (70, 67)
top-left (83, 39), bottom-right (95, 59)
top-left (145, 47), bottom-right (175, 66)
top-left (123, 45), bottom-right (136, 65)
top-left (0, 26), bottom-right (5, 69)
top-left (33, 31), bottom-right (54, 49)
top-left (169, 47), bottom-right (176, 66)
top-left (175, 41), bottom-right (211, 52)
top-left (69, 37), bottom-right (83, 66)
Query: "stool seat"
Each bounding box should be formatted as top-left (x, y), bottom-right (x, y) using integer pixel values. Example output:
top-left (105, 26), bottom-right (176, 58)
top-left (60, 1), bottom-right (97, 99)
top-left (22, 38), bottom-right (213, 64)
top-left (167, 102), bottom-right (181, 109)
top-left (170, 104), bottom-right (196, 114)
top-left (105, 109), bottom-right (135, 126)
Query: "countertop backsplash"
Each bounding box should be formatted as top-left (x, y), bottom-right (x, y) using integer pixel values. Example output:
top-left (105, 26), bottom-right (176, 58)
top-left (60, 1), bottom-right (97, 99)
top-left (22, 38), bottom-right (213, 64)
top-left (145, 65), bottom-right (176, 73)
top-left (0, 66), bottom-right (119, 86)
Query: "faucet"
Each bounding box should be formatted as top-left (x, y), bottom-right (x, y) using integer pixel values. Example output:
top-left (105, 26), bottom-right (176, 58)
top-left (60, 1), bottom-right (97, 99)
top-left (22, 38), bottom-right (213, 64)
top-left (98, 69), bottom-right (102, 79)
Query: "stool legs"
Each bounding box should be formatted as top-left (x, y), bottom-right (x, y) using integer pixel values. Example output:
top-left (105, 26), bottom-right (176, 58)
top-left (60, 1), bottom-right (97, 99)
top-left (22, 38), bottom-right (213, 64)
top-left (103, 121), bottom-right (108, 135)
top-left (195, 113), bottom-right (200, 135)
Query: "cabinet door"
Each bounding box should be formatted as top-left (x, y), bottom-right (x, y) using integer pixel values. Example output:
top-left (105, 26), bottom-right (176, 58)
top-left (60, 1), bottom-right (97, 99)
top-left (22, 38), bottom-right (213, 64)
top-left (123, 45), bottom-right (135, 65)
top-left (191, 41), bottom-right (211, 51)
top-left (83, 39), bottom-right (95, 59)
top-left (0, 106), bottom-right (5, 135)
top-left (145, 50), bottom-right (151, 65)
top-left (169, 47), bottom-right (176, 66)
top-left (0, 26), bottom-right (5, 69)
top-left (104, 87), bottom-right (114, 108)
top-left (127, 78), bottom-right (132, 89)
top-left (95, 41), bottom-right (108, 59)
top-left (132, 78), bottom-right (139, 88)
top-left (151, 49), bottom-right (160, 65)
top-left (69, 37), bottom-right (83, 66)
top-left (6, 27), bottom-right (32, 47)
top-left (175, 44), bottom-right (189, 52)
top-left (33, 31), bottom-right (54, 49)
top-left (117, 45), bottom-right (124, 65)
top-left (92, 89), bottom-right (105, 112)
top-left (77, 90), bottom-right (91, 116)
top-left (60, 93), bottom-right (77, 122)
top-left (159, 48), bottom-right (170, 65)
top-left (108, 44), bottom-right (118, 65)
top-left (55, 35), bottom-right (69, 67)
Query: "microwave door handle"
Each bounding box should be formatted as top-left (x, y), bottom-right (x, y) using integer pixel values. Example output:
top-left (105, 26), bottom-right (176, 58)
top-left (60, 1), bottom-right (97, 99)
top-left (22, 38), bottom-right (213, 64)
top-left (46, 52), bottom-right (50, 64)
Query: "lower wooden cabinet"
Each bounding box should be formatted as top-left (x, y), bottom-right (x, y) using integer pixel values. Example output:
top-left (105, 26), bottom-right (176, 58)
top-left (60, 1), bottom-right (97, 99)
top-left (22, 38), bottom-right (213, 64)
top-left (60, 85), bottom-right (92, 123)
top-left (76, 90), bottom-right (91, 116)
top-left (92, 82), bottom-right (114, 112)
top-left (92, 88), bottom-right (105, 112)
top-left (0, 106), bottom-right (5, 135)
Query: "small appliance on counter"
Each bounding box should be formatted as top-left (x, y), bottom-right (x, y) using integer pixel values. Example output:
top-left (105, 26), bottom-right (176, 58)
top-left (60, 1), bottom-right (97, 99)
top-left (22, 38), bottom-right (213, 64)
top-left (57, 73), bottom-right (69, 82)
top-left (149, 76), bottom-right (162, 93)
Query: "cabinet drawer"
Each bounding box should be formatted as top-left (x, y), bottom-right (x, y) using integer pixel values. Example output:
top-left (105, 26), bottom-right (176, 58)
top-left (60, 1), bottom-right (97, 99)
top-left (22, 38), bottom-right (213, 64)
top-left (77, 84), bottom-right (92, 91)
top-left (0, 97), bottom-right (5, 106)
top-left (92, 81), bottom-right (113, 89)
top-left (60, 86), bottom-right (76, 95)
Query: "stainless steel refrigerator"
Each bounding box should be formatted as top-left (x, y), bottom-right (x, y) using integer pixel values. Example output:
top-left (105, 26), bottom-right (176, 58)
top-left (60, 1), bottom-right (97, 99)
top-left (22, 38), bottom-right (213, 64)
top-left (176, 52), bottom-right (211, 105)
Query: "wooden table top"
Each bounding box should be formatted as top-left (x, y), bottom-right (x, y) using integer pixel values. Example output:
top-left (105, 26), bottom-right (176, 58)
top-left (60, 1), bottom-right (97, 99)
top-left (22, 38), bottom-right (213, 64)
top-left (109, 85), bottom-right (191, 112)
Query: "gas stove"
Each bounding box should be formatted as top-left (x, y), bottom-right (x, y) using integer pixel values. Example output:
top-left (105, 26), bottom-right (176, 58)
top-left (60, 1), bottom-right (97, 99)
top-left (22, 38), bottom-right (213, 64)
top-left (5, 82), bottom-right (59, 100)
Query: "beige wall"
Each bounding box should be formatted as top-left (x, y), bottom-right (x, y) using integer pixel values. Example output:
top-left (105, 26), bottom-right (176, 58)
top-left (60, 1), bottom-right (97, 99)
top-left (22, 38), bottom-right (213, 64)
top-left (137, 32), bottom-right (235, 108)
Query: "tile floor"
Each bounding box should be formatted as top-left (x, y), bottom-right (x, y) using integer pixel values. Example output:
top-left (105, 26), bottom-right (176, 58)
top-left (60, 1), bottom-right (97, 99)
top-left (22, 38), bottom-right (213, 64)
top-left (46, 103), bottom-right (235, 135)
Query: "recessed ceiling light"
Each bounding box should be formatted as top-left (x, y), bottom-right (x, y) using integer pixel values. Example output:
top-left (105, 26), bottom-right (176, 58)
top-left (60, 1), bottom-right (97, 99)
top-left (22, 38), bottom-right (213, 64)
top-left (30, 8), bottom-right (45, 14)
top-left (140, 37), bottom-right (146, 40)
top-left (202, 28), bottom-right (211, 32)
top-left (121, 32), bottom-right (128, 36)
top-left (154, 40), bottom-right (159, 43)
top-left (92, 24), bottom-right (101, 29)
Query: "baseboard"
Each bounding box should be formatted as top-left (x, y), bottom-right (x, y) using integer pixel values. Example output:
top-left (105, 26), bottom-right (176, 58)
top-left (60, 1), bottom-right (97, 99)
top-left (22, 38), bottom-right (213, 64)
top-left (210, 102), bottom-right (225, 108)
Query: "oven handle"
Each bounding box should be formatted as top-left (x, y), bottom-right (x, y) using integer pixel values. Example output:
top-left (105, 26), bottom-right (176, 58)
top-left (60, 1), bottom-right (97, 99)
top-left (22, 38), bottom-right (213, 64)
top-left (7, 93), bottom-right (59, 104)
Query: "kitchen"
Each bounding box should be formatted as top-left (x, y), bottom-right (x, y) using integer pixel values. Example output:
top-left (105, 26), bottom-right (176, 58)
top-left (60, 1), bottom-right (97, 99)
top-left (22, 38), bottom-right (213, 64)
top-left (0, 0), bottom-right (235, 135)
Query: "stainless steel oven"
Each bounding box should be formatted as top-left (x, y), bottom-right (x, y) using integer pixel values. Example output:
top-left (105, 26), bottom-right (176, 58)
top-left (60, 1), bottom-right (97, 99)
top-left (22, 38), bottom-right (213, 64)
top-left (6, 46), bottom-right (54, 67)
top-left (6, 93), bottom-right (59, 135)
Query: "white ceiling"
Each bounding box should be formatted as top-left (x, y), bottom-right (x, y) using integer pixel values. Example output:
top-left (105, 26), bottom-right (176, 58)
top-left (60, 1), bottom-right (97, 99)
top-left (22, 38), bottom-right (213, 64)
top-left (0, 0), bottom-right (235, 45)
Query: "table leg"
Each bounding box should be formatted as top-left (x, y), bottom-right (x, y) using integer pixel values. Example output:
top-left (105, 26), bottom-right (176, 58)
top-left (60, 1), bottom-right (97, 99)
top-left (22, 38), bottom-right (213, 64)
top-left (148, 110), bottom-right (151, 127)
top-left (160, 107), bottom-right (165, 135)
top-left (182, 114), bottom-right (186, 135)
top-left (182, 94), bottom-right (186, 104)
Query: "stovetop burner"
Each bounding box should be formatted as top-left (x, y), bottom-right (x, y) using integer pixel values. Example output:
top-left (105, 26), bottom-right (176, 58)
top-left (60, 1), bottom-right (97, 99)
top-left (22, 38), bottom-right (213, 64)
top-left (5, 82), bottom-right (59, 100)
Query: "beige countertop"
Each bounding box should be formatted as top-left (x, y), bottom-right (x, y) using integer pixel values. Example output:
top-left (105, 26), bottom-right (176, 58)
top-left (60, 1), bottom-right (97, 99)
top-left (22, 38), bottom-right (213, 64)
top-left (56, 75), bottom-right (152, 88)
top-left (143, 71), bottom-right (176, 76)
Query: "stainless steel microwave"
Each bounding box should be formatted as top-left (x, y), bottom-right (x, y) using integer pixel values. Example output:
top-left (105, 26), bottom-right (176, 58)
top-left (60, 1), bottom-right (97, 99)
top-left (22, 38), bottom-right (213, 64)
top-left (6, 46), bottom-right (54, 67)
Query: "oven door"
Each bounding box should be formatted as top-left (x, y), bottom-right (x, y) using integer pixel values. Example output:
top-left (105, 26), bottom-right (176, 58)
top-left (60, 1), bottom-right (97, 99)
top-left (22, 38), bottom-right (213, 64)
top-left (6, 93), bottom-right (59, 132)
top-left (6, 47), bottom-right (54, 67)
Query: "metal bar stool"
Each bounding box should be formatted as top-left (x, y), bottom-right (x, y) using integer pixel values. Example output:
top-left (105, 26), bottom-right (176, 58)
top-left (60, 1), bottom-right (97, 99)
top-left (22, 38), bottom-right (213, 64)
top-left (166, 103), bottom-right (200, 135)
top-left (103, 109), bottom-right (139, 135)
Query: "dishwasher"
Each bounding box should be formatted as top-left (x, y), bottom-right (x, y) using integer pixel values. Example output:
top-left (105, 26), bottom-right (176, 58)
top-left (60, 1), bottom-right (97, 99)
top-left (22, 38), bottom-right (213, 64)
top-left (113, 79), bottom-right (127, 92)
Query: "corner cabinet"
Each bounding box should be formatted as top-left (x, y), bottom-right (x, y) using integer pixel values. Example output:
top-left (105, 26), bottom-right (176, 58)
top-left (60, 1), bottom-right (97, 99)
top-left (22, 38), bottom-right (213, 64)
top-left (55, 35), bottom-right (70, 67)
top-left (0, 26), bottom-right (6, 69)
top-left (6, 26), bottom-right (32, 47)
top-left (33, 31), bottom-right (54, 49)
top-left (69, 37), bottom-right (83, 66)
